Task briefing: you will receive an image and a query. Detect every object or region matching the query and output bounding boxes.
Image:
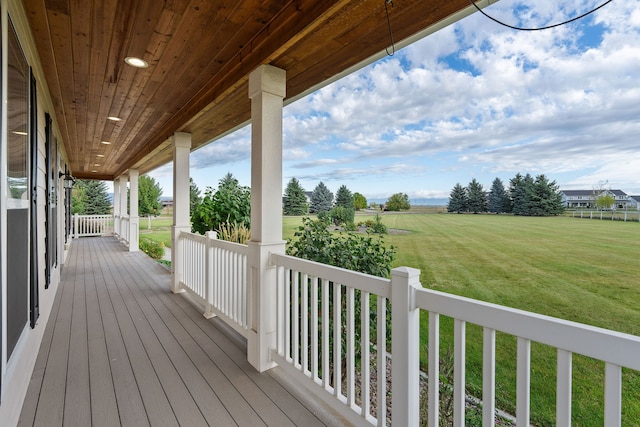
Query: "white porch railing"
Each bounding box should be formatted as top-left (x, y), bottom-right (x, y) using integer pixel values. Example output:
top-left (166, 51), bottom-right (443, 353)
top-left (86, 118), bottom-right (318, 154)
top-left (269, 253), bottom-right (640, 427)
top-left (120, 215), bottom-right (130, 245)
top-left (177, 231), bottom-right (249, 337)
top-left (73, 214), bottom-right (113, 238)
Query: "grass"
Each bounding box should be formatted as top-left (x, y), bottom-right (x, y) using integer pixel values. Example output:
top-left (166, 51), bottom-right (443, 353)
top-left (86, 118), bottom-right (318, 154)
top-left (151, 212), bottom-right (640, 424)
top-left (336, 213), bottom-right (640, 425)
top-left (140, 215), bottom-right (173, 247)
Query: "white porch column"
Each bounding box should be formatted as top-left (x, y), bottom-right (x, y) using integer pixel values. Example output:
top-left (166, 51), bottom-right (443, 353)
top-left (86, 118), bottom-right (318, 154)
top-left (171, 132), bottom-right (191, 294)
top-left (128, 169), bottom-right (139, 251)
top-left (113, 178), bottom-right (121, 236)
top-left (247, 64), bottom-right (286, 372)
top-left (119, 175), bottom-right (128, 242)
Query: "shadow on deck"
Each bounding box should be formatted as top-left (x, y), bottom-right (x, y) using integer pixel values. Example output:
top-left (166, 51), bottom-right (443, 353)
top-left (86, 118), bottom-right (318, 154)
top-left (19, 237), bottom-right (344, 427)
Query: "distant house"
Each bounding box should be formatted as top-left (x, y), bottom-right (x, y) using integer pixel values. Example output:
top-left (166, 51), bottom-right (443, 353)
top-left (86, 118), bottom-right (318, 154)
top-left (560, 189), bottom-right (630, 209)
top-left (628, 195), bottom-right (640, 209)
top-left (160, 196), bottom-right (173, 208)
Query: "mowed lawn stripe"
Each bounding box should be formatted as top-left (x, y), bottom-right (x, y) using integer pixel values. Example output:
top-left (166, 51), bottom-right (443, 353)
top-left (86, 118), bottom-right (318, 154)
top-left (347, 212), bottom-right (640, 425)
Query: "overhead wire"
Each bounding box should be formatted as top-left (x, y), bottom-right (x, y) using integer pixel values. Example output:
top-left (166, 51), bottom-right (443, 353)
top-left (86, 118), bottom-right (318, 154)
top-left (468, 0), bottom-right (614, 31)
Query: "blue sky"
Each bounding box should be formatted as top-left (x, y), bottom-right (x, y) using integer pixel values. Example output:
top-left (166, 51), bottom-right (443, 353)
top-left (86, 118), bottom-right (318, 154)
top-left (148, 0), bottom-right (640, 201)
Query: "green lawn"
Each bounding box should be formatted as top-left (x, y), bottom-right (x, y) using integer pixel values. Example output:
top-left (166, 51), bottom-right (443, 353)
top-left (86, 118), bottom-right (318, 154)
top-left (327, 213), bottom-right (640, 425)
top-left (139, 216), bottom-right (173, 247)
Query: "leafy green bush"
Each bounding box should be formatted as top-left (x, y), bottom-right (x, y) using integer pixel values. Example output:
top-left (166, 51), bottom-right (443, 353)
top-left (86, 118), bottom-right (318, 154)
top-left (287, 217), bottom-right (396, 379)
top-left (140, 238), bottom-right (165, 260)
top-left (191, 174), bottom-right (251, 235)
top-left (287, 216), bottom-right (395, 278)
top-left (330, 205), bottom-right (355, 227)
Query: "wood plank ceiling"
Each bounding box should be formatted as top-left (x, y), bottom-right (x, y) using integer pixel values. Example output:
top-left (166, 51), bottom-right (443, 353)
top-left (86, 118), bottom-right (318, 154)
top-left (24, 0), bottom-right (474, 180)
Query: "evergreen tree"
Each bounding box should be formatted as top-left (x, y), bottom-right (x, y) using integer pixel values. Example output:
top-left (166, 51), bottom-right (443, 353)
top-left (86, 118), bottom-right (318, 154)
top-left (138, 175), bottom-right (163, 216)
top-left (447, 183), bottom-right (468, 213)
top-left (488, 177), bottom-right (509, 214)
top-left (190, 177), bottom-right (202, 214)
top-left (466, 178), bottom-right (486, 214)
top-left (219, 172), bottom-right (239, 190)
top-left (353, 192), bottom-right (367, 210)
top-left (385, 193), bottom-right (410, 211)
top-left (529, 174), bottom-right (564, 216)
top-left (74, 180), bottom-right (111, 215)
top-left (335, 185), bottom-right (354, 209)
top-left (309, 182), bottom-right (334, 213)
top-left (283, 178), bottom-right (308, 215)
top-left (333, 185), bottom-right (355, 225)
top-left (510, 173), bottom-right (533, 215)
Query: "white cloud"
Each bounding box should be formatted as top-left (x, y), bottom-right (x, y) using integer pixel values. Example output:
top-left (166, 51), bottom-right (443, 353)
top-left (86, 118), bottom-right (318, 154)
top-left (184, 0), bottom-right (640, 197)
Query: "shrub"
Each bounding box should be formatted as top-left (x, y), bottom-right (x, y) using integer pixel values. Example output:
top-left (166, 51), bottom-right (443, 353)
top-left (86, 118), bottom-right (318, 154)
top-left (368, 214), bottom-right (387, 234)
top-left (140, 238), bottom-right (165, 260)
top-left (287, 216), bottom-right (395, 278)
top-left (330, 205), bottom-right (355, 227)
top-left (191, 174), bottom-right (251, 235)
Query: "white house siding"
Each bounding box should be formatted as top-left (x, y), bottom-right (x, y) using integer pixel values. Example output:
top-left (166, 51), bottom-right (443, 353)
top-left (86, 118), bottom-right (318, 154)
top-left (0, 0), bottom-right (67, 424)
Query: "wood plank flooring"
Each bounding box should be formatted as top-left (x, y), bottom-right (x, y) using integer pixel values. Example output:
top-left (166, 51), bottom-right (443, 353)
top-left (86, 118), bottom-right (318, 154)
top-left (18, 237), bottom-right (340, 427)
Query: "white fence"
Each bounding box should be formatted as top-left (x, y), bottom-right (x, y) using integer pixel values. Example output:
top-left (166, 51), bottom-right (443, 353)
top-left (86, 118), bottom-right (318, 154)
top-left (73, 214), bottom-right (113, 237)
top-left (571, 210), bottom-right (640, 222)
top-left (177, 231), bottom-right (249, 337)
top-left (269, 253), bottom-right (640, 426)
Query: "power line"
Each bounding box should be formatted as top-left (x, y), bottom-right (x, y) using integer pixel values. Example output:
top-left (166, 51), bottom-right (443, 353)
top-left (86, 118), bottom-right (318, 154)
top-left (468, 0), bottom-right (614, 31)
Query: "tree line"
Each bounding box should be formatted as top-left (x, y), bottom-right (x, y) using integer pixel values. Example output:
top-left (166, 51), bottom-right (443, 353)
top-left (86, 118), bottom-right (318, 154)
top-left (283, 178), bottom-right (411, 218)
top-left (72, 175), bottom-right (163, 216)
top-left (448, 173), bottom-right (564, 216)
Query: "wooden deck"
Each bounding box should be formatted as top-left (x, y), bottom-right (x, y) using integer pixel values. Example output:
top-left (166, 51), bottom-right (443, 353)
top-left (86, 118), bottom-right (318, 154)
top-left (19, 237), bottom-right (342, 427)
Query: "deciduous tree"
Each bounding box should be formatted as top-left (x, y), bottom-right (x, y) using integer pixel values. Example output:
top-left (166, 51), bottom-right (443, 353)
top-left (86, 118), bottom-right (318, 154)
top-left (385, 192), bottom-right (410, 211)
top-left (353, 192), bottom-right (367, 210)
top-left (138, 175), bottom-right (163, 217)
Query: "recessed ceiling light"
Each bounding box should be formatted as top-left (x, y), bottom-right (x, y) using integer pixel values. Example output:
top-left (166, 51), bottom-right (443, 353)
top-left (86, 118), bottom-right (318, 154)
top-left (107, 116), bottom-right (121, 122)
top-left (94, 164), bottom-right (101, 167)
top-left (124, 57), bottom-right (148, 68)
top-left (12, 131), bottom-right (28, 136)
top-left (101, 141), bottom-right (111, 145)
top-left (91, 170), bottom-right (98, 173)
top-left (96, 154), bottom-right (105, 157)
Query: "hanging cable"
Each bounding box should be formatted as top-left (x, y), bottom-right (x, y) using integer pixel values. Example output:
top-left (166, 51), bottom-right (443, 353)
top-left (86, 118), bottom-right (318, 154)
top-left (468, 0), bottom-right (614, 31)
top-left (385, 0), bottom-right (395, 56)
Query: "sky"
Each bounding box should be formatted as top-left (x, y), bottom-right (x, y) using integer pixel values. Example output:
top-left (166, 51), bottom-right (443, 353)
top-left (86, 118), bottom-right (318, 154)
top-left (148, 0), bottom-right (640, 202)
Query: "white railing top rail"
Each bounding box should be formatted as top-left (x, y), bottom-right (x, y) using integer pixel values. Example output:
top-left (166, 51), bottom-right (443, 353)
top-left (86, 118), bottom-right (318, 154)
top-left (415, 287), bottom-right (640, 371)
top-left (179, 230), bottom-right (206, 244)
top-left (178, 231), bottom-right (249, 255)
top-left (271, 253), bottom-right (390, 297)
